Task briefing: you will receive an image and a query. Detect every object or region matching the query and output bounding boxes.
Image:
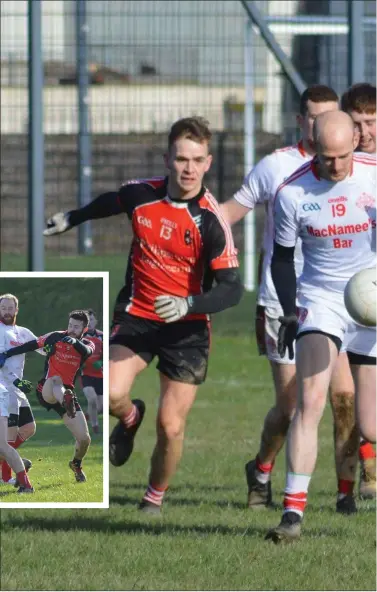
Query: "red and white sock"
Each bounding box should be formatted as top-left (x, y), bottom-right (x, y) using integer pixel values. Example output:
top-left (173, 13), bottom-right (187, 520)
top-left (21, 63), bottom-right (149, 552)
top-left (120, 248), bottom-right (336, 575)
top-left (359, 440), bottom-right (376, 462)
top-left (255, 454), bottom-right (274, 484)
top-left (16, 470), bottom-right (32, 489)
top-left (283, 472), bottom-right (311, 518)
top-left (121, 404), bottom-right (140, 429)
top-left (142, 483), bottom-right (167, 507)
top-left (337, 479), bottom-right (355, 501)
top-left (2, 436), bottom-right (25, 482)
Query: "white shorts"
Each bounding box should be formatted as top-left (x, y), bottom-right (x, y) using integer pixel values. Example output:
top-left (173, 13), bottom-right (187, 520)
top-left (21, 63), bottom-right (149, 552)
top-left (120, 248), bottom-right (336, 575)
top-left (297, 293), bottom-right (376, 358)
top-left (8, 390), bottom-right (30, 416)
top-left (264, 304), bottom-right (296, 365)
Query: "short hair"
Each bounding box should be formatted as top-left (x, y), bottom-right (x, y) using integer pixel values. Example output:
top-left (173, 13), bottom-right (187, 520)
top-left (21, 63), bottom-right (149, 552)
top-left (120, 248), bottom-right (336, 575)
top-left (168, 116), bottom-right (212, 150)
top-left (86, 308), bottom-right (96, 317)
top-left (341, 83), bottom-right (376, 115)
top-left (299, 85), bottom-right (339, 115)
top-left (69, 309), bottom-right (89, 328)
top-left (0, 293), bottom-right (19, 308)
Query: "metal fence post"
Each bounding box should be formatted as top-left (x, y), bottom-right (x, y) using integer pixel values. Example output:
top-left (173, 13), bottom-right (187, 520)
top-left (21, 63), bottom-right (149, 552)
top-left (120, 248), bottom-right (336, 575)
top-left (244, 19), bottom-right (255, 292)
top-left (347, 0), bottom-right (365, 85)
top-left (76, 0), bottom-right (93, 255)
top-left (28, 0), bottom-right (44, 271)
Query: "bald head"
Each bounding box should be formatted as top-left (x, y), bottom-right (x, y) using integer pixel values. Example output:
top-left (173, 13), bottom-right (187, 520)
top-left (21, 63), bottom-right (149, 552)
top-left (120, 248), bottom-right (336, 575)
top-left (313, 111), bottom-right (359, 182)
top-left (313, 111), bottom-right (355, 149)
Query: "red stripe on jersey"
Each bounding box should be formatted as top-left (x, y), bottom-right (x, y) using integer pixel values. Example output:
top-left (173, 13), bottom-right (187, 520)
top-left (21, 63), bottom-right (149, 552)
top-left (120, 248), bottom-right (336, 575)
top-left (353, 157), bottom-right (376, 166)
top-left (201, 191), bottom-right (239, 267)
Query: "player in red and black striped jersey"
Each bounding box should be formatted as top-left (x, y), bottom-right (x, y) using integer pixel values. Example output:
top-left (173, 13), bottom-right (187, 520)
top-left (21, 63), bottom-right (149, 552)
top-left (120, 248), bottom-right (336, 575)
top-left (81, 309), bottom-right (103, 434)
top-left (3, 310), bottom-right (94, 483)
top-left (44, 116), bottom-right (243, 513)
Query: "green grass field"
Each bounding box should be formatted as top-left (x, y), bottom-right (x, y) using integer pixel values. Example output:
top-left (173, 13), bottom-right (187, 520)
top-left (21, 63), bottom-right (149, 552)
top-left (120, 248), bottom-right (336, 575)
top-left (0, 276), bottom-right (104, 506)
top-left (0, 405), bottom-right (103, 504)
top-left (0, 254), bottom-right (376, 591)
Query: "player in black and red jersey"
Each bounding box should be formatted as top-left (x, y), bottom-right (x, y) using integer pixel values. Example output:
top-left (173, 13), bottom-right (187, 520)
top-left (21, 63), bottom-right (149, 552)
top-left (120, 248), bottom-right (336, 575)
top-left (1, 310), bottom-right (94, 483)
top-left (43, 116), bottom-right (243, 513)
top-left (81, 309), bottom-right (103, 434)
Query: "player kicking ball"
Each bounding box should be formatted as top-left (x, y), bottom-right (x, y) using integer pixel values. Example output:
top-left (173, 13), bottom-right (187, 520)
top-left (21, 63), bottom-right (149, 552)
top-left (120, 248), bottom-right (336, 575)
top-left (266, 110), bottom-right (375, 543)
top-left (43, 116), bottom-right (243, 514)
top-left (0, 310), bottom-right (94, 484)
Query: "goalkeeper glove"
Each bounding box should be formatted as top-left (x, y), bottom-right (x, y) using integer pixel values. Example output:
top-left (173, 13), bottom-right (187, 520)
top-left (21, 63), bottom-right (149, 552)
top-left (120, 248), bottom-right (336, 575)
top-left (13, 378), bottom-right (33, 394)
top-left (154, 295), bottom-right (189, 323)
top-left (93, 360), bottom-right (103, 370)
top-left (277, 314), bottom-right (298, 360)
top-left (62, 336), bottom-right (77, 345)
top-left (43, 212), bottom-right (72, 236)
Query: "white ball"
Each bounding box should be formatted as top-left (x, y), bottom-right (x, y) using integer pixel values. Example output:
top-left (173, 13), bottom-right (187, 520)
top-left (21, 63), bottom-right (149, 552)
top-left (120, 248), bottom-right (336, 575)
top-left (344, 267), bottom-right (376, 327)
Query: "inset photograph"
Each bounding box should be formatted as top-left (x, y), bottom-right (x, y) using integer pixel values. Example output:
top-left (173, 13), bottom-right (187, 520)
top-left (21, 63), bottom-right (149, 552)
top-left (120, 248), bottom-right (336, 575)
top-left (0, 272), bottom-right (108, 507)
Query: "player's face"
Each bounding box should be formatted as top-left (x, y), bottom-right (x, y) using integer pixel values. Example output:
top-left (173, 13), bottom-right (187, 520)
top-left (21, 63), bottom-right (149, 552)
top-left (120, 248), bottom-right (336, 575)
top-left (88, 313), bottom-right (97, 331)
top-left (67, 318), bottom-right (85, 338)
top-left (298, 99), bottom-right (339, 150)
top-left (165, 137), bottom-right (212, 199)
top-left (349, 110), bottom-right (376, 154)
top-left (316, 134), bottom-right (359, 182)
top-left (0, 298), bottom-right (18, 325)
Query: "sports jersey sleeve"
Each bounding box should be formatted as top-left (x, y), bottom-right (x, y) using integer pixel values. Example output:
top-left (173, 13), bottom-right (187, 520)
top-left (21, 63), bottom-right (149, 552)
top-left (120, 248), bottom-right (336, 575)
top-left (202, 210), bottom-right (239, 270)
top-left (233, 154), bottom-right (277, 209)
top-left (68, 182), bottom-right (160, 227)
top-left (273, 185), bottom-right (300, 247)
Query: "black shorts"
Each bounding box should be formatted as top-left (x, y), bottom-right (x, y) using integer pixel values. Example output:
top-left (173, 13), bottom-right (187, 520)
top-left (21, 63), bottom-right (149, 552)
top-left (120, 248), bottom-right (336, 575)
top-left (110, 311), bottom-right (210, 385)
top-left (36, 381), bottom-right (82, 419)
top-left (82, 375), bottom-right (103, 396)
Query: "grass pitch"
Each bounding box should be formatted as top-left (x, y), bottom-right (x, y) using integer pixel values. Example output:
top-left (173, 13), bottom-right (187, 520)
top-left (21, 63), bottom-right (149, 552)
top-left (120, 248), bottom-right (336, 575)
top-left (0, 254), bottom-right (375, 591)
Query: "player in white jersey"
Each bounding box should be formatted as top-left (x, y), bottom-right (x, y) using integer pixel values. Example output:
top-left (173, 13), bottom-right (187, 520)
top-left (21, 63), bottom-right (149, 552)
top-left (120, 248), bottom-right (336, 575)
top-left (265, 110), bottom-right (376, 543)
top-left (341, 82), bottom-right (376, 499)
top-left (221, 85), bottom-right (358, 514)
top-left (0, 294), bottom-right (41, 493)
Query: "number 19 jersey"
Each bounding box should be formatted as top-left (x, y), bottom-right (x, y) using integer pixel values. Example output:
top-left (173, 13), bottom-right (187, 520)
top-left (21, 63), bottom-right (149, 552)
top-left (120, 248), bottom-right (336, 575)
top-left (274, 153), bottom-right (376, 300)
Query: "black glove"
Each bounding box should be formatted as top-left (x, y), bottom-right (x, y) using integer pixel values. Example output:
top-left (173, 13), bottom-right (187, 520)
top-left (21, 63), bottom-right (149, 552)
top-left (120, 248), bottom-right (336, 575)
top-left (277, 314), bottom-right (298, 360)
top-left (13, 378), bottom-right (33, 394)
top-left (254, 305), bottom-right (266, 355)
top-left (62, 336), bottom-right (77, 345)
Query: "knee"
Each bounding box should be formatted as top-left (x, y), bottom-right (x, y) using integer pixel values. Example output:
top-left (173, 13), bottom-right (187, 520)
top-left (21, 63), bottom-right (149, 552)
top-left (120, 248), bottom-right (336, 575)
top-left (81, 432), bottom-right (91, 447)
top-left (300, 391), bottom-right (327, 424)
top-left (157, 415), bottom-right (185, 441)
top-left (84, 388), bottom-right (97, 404)
top-left (19, 422), bottom-right (36, 441)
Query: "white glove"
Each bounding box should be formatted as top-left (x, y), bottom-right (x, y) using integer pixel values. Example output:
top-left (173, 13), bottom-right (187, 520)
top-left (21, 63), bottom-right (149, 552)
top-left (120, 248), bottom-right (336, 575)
top-left (43, 212), bottom-right (71, 236)
top-left (154, 295), bottom-right (189, 323)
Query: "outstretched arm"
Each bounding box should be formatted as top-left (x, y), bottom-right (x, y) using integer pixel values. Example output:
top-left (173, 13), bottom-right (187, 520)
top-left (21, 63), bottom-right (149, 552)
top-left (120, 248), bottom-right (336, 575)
top-left (43, 192), bottom-right (121, 236)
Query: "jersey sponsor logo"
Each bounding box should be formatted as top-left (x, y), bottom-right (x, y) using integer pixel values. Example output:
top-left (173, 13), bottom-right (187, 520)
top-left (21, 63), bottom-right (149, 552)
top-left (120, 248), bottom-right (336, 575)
top-left (328, 196), bottom-right (348, 204)
top-left (356, 192), bottom-right (375, 210)
top-left (184, 229), bottom-right (192, 245)
top-left (137, 215), bottom-right (152, 228)
top-left (303, 202), bottom-right (321, 212)
top-left (306, 218), bottom-right (375, 238)
top-left (160, 218), bottom-right (177, 229)
top-left (9, 340), bottom-right (22, 346)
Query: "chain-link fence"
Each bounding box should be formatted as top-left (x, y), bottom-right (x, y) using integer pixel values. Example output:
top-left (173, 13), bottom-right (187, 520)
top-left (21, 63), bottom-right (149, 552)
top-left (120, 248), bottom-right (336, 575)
top-left (1, 0), bottom-right (376, 260)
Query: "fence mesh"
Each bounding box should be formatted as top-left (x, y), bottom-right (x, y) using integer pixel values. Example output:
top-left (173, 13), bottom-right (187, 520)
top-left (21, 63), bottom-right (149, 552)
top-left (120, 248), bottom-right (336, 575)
top-left (1, 0), bottom-right (376, 258)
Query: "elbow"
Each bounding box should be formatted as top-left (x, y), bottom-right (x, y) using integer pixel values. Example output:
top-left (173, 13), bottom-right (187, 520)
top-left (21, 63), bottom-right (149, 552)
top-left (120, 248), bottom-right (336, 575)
top-left (229, 275), bottom-right (244, 308)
